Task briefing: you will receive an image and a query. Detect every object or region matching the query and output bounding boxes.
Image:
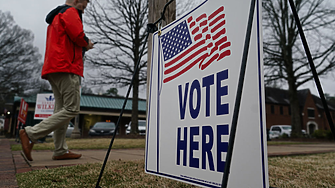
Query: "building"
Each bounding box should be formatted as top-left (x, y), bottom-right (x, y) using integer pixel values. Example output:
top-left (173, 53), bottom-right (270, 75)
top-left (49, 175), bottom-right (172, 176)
top-left (5, 87), bottom-right (335, 137)
top-left (265, 87), bottom-right (335, 134)
top-left (5, 93), bottom-right (146, 137)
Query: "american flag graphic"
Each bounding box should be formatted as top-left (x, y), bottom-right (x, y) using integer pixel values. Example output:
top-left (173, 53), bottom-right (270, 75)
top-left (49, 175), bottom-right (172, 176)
top-left (160, 6), bottom-right (231, 83)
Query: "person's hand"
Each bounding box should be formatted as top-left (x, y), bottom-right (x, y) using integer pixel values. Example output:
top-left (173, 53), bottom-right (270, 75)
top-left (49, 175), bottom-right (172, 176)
top-left (86, 40), bottom-right (94, 51)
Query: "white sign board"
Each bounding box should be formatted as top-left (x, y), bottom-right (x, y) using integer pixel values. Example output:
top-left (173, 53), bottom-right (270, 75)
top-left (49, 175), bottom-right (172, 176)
top-left (145, 0), bottom-right (268, 187)
top-left (34, 94), bottom-right (55, 120)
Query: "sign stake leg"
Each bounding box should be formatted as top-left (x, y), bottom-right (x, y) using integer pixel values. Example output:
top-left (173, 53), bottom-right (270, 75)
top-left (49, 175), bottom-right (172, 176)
top-left (221, 0), bottom-right (256, 187)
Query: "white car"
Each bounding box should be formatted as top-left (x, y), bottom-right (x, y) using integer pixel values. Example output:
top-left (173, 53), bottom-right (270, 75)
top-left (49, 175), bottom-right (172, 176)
top-left (0, 118), bottom-right (4, 133)
top-left (47, 122), bottom-right (75, 138)
top-left (268, 125), bottom-right (292, 139)
top-left (126, 120), bottom-right (146, 135)
top-left (269, 125), bottom-right (307, 139)
top-left (0, 118), bottom-right (4, 130)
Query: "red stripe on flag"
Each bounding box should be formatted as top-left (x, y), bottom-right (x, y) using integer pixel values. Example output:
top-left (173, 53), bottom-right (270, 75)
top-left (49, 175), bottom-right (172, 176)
top-left (215, 36), bottom-right (228, 47)
top-left (219, 42), bottom-right (231, 51)
top-left (212, 28), bottom-right (226, 40)
top-left (201, 54), bottom-right (219, 70)
top-left (192, 27), bottom-right (200, 35)
top-left (202, 27), bottom-right (209, 33)
top-left (164, 53), bottom-right (208, 83)
top-left (200, 20), bottom-right (208, 27)
top-left (164, 40), bottom-right (206, 68)
top-left (164, 45), bottom-right (207, 75)
top-left (209, 14), bottom-right (225, 27)
top-left (194, 34), bottom-right (202, 41)
top-left (218, 50), bottom-right (231, 61)
top-left (211, 20), bottom-right (226, 33)
top-left (199, 42), bottom-right (214, 68)
top-left (196, 13), bottom-right (207, 22)
top-left (209, 6), bottom-right (224, 20)
top-left (187, 16), bottom-right (193, 23)
top-left (190, 21), bottom-right (196, 28)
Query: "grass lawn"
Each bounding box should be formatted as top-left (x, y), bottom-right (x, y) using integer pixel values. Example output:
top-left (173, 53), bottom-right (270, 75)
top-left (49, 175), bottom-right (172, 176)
top-left (15, 152), bottom-right (335, 188)
top-left (13, 138), bottom-right (335, 187)
top-left (16, 159), bottom-right (198, 188)
top-left (268, 152), bottom-right (335, 187)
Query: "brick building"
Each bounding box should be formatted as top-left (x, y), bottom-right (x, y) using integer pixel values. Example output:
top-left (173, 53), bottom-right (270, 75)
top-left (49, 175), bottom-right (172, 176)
top-left (265, 87), bottom-right (335, 135)
top-left (4, 93), bottom-right (146, 137)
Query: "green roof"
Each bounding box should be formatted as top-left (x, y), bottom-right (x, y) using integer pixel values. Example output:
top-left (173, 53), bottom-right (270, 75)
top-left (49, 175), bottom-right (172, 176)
top-left (14, 94), bottom-right (146, 111)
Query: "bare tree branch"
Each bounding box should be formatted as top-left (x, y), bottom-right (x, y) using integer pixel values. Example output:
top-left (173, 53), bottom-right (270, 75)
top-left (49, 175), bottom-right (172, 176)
top-left (263, 0), bottom-right (335, 136)
top-left (0, 11), bottom-right (42, 108)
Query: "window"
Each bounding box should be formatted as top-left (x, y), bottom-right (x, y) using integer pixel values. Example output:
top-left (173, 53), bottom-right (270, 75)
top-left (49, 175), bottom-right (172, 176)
top-left (271, 105), bottom-right (275, 114)
top-left (307, 108), bottom-right (315, 118)
top-left (272, 127), bottom-right (281, 133)
top-left (280, 106), bottom-right (283, 115)
top-left (288, 107), bottom-right (291, 115)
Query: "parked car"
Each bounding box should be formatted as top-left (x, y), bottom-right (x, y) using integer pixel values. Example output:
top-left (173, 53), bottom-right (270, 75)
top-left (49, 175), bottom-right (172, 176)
top-left (47, 122), bottom-right (75, 138)
top-left (89, 122), bottom-right (116, 136)
top-left (269, 125), bottom-right (291, 139)
top-left (0, 118), bottom-right (4, 134)
top-left (126, 120), bottom-right (146, 135)
top-left (0, 118), bottom-right (4, 130)
top-left (269, 125), bottom-right (306, 139)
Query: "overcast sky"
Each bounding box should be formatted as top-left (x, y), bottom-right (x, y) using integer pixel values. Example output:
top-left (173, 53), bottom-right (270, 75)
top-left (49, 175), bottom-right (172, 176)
top-left (1, 0), bottom-right (65, 61)
top-left (1, 0), bottom-right (335, 98)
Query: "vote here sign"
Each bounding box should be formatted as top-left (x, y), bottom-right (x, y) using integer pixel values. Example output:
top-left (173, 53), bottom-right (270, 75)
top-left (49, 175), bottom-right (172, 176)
top-left (145, 0), bottom-right (268, 187)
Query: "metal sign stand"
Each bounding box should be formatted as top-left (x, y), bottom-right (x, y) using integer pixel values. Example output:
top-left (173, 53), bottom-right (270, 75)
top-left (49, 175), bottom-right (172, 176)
top-left (94, 1), bottom-right (175, 187)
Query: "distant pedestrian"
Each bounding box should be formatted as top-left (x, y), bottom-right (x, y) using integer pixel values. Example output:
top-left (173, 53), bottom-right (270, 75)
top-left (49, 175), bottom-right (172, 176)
top-left (20, 0), bottom-right (94, 161)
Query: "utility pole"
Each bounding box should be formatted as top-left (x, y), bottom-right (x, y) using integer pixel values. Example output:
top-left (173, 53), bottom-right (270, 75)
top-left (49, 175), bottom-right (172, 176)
top-left (147, 0), bottom-right (176, 98)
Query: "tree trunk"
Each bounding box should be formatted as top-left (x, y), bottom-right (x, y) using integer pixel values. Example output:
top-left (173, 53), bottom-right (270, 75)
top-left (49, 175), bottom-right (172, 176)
top-left (147, 0), bottom-right (176, 98)
top-left (131, 70), bottom-right (139, 134)
top-left (288, 82), bottom-right (302, 137)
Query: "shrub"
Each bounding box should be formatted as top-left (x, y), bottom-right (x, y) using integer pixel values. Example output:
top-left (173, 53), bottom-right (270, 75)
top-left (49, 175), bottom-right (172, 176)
top-left (280, 133), bottom-right (290, 138)
top-left (312, 130), bottom-right (334, 140)
top-left (326, 130), bottom-right (334, 140)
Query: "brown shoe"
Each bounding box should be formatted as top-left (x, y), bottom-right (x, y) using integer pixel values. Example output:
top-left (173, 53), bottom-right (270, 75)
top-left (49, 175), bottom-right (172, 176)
top-left (19, 129), bottom-right (33, 161)
top-left (52, 151), bottom-right (82, 160)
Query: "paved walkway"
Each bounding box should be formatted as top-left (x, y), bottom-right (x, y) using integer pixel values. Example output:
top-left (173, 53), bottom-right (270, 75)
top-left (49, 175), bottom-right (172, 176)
top-left (1, 136), bottom-right (335, 188)
top-left (267, 142), bottom-right (335, 157)
top-left (0, 138), bottom-right (18, 188)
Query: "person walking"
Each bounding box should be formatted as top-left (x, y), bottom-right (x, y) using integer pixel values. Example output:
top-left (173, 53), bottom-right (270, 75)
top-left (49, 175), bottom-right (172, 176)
top-left (19, 0), bottom-right (94, 161)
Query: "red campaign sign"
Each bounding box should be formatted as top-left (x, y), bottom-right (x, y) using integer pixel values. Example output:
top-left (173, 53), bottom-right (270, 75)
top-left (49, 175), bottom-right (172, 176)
top-left (18, 98), bottom-right (28, 124)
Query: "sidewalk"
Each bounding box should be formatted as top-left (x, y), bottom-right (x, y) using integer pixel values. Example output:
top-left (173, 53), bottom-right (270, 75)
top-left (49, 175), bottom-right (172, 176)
top-left (27, 148), bottom-right (145, 168)
top-left (0, 137), bottom-right (19, 188)
top-left (267, 142), bottom-right (335, 157)
top-left (1, 136), bottom-right (335, 188)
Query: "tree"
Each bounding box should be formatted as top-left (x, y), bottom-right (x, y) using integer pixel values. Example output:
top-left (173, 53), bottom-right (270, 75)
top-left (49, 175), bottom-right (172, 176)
top-left (0, 10), bottom-right (42, 109)
top-left (81, 83), bottom-right (94, 94)
top-left (262, 0), bottom-right (335, 136)
top-left (84, 0), bottom-right (148, 134)
top-left (104, 88), bottom-right (119, 97)
top-left (325, 93), bottom-right (335, 104)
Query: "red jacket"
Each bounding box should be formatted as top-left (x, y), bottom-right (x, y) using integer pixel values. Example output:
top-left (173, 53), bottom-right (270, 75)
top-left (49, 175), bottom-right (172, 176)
top-left (42, 5), bottom-right (89, 79)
